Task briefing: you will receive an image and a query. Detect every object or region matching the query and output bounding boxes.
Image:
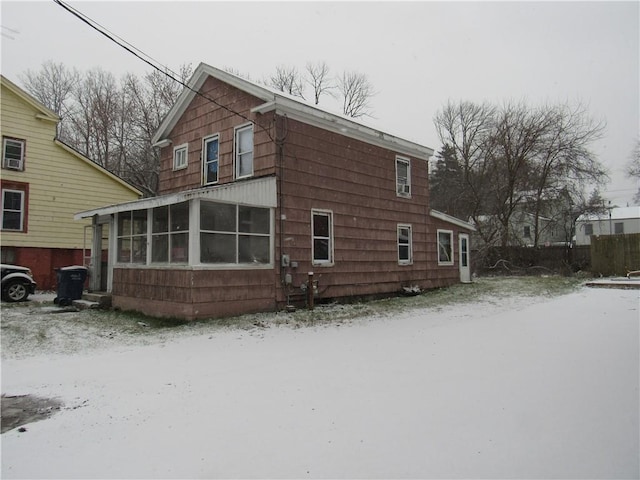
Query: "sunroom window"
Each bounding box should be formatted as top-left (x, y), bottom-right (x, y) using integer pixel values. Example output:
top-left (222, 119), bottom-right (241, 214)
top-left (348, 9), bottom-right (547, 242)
top-left (151, 202), bottom-right (189, 263)
top-left (117, 210), bottom-right (147, 263)
top-left (200, 201), bottom-right (270, 264)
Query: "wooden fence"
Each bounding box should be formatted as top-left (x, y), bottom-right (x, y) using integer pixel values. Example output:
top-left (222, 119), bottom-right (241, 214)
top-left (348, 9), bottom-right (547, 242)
top-left (590, 233), bottom-right (640, 277)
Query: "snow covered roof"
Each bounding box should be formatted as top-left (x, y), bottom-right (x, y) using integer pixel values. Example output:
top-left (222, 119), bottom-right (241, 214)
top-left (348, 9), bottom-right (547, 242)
top-left (152, 63), bottom-right (434, 160)
top-left (577, 206), bottom-right (640, 222)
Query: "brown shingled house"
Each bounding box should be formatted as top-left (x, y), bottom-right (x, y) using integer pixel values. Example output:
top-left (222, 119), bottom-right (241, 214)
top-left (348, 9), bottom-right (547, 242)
top-left (77, 63), bottom-right (474, 320)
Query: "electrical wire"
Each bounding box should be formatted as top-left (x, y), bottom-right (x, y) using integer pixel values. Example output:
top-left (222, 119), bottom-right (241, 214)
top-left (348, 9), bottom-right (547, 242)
top-left (52, 0), bottom-right (273, 140)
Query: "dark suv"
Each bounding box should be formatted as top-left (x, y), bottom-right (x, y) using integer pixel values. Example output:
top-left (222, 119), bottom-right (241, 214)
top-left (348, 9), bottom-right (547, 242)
top-left (1, 264), bottom-right (37, 302)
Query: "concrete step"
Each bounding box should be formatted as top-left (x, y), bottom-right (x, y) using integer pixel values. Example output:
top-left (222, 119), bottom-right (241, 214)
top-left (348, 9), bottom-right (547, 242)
top-left (80, 292), bottom-right (112, 308)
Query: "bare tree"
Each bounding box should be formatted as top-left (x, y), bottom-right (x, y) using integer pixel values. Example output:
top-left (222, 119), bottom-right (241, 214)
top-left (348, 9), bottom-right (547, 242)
top-left (337, 71), bottom-right (375, 118)
top-left (433, 99), bottom-right (608, 247)
top-left (305, 61), bottom-right (333, 105)
top-left (20, 61), bottom-right (79, 137)
top-left (269, 65), bottom-right (305, 99)
top-left (626, 139), bottom-right (640, 204)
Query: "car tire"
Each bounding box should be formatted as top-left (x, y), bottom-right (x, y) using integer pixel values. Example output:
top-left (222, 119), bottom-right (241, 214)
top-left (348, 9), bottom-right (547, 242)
top-left (3, 280), bottom-right (30, 302)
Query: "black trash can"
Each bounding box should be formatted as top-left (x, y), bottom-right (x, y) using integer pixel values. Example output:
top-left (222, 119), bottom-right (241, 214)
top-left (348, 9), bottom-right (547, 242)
top-left (54, 266), bottom-right (88, 306)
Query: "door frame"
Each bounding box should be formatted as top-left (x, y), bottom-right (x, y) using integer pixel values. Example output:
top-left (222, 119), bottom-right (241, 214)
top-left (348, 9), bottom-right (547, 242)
top-left (459, 233), bottom-right (471, 283)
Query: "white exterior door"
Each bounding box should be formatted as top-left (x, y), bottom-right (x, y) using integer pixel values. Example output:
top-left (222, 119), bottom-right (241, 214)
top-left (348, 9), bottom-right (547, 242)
top-left (459, 233), bottom-right (471, 283)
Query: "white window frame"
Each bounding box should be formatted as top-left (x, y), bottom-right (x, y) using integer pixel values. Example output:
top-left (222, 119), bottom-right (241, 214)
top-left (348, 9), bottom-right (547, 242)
top-left (3, 137), bottom-right (25, 171)
top-left (396, 156), bottom-right (411, 197)
top-left (397, 224), bottom-right (413, 265)
top-left (202, 134), bottom-right (220, 185)
top-left (1, 188), bottom-right (25, 231)
top-left (234, 123), bottom-right (254, 179)
top-left (312, 209), bottom-right (334, 266)
top-left (437, 229), bottom-right (454, 266)
top-left (173, 143), bottom-right (188, 171)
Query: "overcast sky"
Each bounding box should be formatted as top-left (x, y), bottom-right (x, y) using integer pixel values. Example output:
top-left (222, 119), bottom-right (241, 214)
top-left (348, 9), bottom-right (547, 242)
top-left (2, 1), bottom-right (638, 205)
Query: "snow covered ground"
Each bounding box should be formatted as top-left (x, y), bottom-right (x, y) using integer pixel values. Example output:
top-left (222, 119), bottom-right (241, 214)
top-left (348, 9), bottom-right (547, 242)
top-left (1, 280), bottom-right (638, 479)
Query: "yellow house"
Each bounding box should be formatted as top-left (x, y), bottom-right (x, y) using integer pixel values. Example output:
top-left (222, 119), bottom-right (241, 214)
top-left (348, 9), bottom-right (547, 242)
top-left (1, 75), bottom-right (141, 290)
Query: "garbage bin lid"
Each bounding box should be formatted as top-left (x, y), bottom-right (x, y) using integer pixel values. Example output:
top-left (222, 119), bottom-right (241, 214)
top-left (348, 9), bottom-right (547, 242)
top-left (59, 265), bottom-right (88, 271)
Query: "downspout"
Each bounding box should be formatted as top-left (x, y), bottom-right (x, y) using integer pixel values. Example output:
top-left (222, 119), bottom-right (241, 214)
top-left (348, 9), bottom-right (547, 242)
top-left (276, 114), bottom-right (289, 307)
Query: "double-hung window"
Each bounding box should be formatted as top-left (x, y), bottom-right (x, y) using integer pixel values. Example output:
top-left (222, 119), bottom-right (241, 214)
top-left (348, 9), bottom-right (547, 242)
top-left (312, 209), bottom-right (333, 265)
top-left (396, 156), bottom-right (411, 197)
top-left (173, 144), bottom-right (188, 171)
top-left (235, 124), bottom-right (254, 179)
top-left (3, 137), bottom-right (25, 171)
top-left (398, 224), bottom-right (413, 264)
top-left (117, 210), bottom-right (148, 263)
top-left (1, 188), bottom-right (25, 231)
top-left (200, 201), bottom-right (271, 264)
top-left (437, 229), bottom-right (454, 265)
top-left (203, 135), bottom-right (219, 185)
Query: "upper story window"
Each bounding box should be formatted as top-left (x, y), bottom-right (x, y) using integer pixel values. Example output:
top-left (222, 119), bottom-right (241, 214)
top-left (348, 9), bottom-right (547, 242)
top-left (584, 223), bottom-right (593, 236)
top-left (437, 229), bottom-right (454, 266)
top-left (235, 124), bottom-right (254, 179)
top-left (173, 144), bottom-right (188, 171)
top-left (398, 224), bottom-right (413, 265)
top-left (1, 187), bottom-right (26, 231)
top-left (312, 209), bottom-right (334, 265)
top-left (202, 135), bottom-right (219, 185)
top-left (396, 156), bottom-right (411, 197)
top-left (3, 137), bottom-right (25, 171)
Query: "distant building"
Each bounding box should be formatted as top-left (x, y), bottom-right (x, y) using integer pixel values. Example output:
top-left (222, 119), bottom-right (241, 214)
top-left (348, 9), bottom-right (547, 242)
top-left (575, 206), bottom-right (640, 245)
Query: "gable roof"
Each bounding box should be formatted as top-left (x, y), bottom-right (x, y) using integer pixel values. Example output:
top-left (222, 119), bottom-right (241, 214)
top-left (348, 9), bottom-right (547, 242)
top-left (1, 75), bottom-right (59, 123)
top-left (1, 75), bottom-right (142, 198)
top-left (152, 63), bottom-right (434, 160)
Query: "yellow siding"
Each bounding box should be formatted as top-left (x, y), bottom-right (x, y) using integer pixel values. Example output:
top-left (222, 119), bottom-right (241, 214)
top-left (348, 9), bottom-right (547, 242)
top-left (1, 81), bottom-right (140, 249)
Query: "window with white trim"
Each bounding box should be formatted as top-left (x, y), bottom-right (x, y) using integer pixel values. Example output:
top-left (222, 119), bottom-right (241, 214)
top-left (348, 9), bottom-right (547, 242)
top-left (396, 156), bottom-right (411, 197)
top-left (398, 224), bottom-right (413, 264)
top-left (151, 202), bottom-right (189, 264)
top-left (203, 135), bottom-right (219, 185)
top-left (437, 229), bottom-right (454, 265)
top-left (117, 210), bottom-right (148, 264)
top-left (1, 188), bottom-right (25, 231)
top-left (173, 144), bottom-right (188, 170)
top-left (3, 137), bottom-right (25, 171)
top-left (312, 209), bottom-right (333, 265)
top-left (200, 201), bottom-right (271, 264)
top-left (235, 124), bottom-right (254, 179)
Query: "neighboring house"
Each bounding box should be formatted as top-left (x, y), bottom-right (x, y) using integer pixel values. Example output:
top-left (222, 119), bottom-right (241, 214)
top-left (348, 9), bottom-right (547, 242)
top-left (575, 206), bottom-right (640, 245)
top-left (76, 63), bottom-right (475, 320)
top-left (0, 75), bottom-right (142, 290)
top-left (473, 190), bottom-right (573, 248)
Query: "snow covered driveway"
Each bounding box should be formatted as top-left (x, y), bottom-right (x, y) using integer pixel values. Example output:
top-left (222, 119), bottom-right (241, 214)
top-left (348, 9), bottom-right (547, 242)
top-left (2, 284), bottom-right (638, 478)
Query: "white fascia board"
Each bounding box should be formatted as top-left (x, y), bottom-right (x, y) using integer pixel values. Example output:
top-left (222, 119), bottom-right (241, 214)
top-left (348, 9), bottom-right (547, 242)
top-left (75, 176), bottom-right (277, 220)
top-left (255, 97), bottom-right (433, 160)
top-left (430, 209), bottom-right (476, 231)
